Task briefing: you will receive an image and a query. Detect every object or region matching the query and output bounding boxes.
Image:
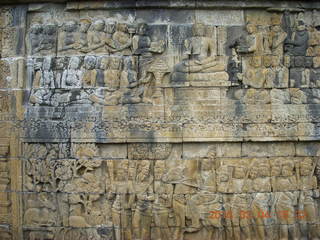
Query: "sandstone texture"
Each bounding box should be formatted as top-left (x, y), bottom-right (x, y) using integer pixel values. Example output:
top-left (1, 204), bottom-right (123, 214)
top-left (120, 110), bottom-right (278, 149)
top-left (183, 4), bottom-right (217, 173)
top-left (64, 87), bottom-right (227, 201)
top-left (1, 1), bottom-right (320, 239)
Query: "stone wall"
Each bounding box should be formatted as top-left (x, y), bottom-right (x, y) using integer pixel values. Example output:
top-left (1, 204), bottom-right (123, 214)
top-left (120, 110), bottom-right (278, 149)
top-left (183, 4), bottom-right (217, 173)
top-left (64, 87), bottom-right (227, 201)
top-left (1, 1), bottom-right (320, 239)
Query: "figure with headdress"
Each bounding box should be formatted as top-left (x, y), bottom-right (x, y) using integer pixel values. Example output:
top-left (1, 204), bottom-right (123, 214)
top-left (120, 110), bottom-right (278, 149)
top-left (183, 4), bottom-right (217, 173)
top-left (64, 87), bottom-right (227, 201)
top-left (171, 22), bottom-right (228, 83)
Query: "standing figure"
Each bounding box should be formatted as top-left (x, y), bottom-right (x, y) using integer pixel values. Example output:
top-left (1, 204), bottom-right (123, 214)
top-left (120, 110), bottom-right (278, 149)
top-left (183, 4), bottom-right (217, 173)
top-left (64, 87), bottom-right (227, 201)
top-left (285, 20), bottom-right (309, 56)
top-left (233, 22), bottom-right (264, 55)
top-left (230, 164), bottom-right (252, 240)
top-left (268, 14), bottom-right (287, 61)
top-left (111, 160), bottom-right (134, 240)
top-left (188, 158), bottom-right (223, 240)
top-left (82, 56), bottom-right (97, 88)
top-left (29, 58), bottom-right (54, 105)
top-left (133, 23), bottom-right (165, 103)
top-left (132, 160), bottom-right (154, 240)
top-left (247, 161), bottom-right (273, 240)
top-left (61, 56), bottom-right (82, 88)
top-left (153, 160), bottom-right (173, 240)
top-left (40, 57), bottom-right (55, 88)
top-left (298, 158), bottom-right (320, 239)
top-left (264, 55), bottom-right (289, 88)
top-left (272, 160), bottom-right (299, 240)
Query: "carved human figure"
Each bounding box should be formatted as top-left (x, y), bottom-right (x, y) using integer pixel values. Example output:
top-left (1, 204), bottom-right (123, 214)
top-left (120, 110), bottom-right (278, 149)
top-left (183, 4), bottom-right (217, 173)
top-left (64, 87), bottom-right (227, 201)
top-left (264, 55), bottom-right (289, 88)
top-left (132, 23), bottom-right (154, 101)
top-left (110, 23), bottom-right (132, 55)
top-left (298, 158), bottom-right (320, 239)
top-left (171, 22), bottom-right (228, 82)
top-left (153, 160), bottom-right (173, 240)
top-left (87, 19), bottom-right (106, 53)
top-left (132, 160), bottom-right (154, 240)
top-left (229, 164), bottom-right (252, 240)
top-left (111, 160), bottom-right (134, 240)
top-left (89, 57), bottom-right (124, 105)
top-left (162, 164), bottom-right (195, 240)
top-left (233, 22), bottom-right (264, 55)
top-left (272, 160), bottom-right (299, 240)
top-left (32, 57), bottom-right (55, 89)
top-left (29, 24), bottom-right (43, 54)
top-left (104, 57), bottom-right (122, 91)
top-left (268, 15), bottom-right (287, 60)
top-left (58, 20), bottom-right (79, 53)
top-left (41, 24), bottom-right (57, 52)
top-left (189, 158), bottom-right (223, 240)
top-left (82, 56), bottom-right (97, 88)
top-left (30, 58), bottom-right (54, 105)
top-left (242, 56), bottom-right (265, 88)
top-left (247, 161), bottom-right (273, 240)
top-left (61, 56), bottom-right (82, 88)
top-left (78, 19), bottom-right (92, 50)
top-left (285, 20), bottom-right (309, 56)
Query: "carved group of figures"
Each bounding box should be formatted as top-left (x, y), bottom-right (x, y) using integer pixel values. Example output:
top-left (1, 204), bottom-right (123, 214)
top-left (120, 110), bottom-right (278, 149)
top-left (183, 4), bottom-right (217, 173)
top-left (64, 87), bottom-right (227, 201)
top-left (27, 20), bottom-right (168, 106)
top-left (22, 143), bottom-right (320, 240)
top-left (28, 20), bottom-right (164, 56)
top-left (28, 54), bottom-right (169, 106)
top-left (229, 11), bottom-right (320, 89)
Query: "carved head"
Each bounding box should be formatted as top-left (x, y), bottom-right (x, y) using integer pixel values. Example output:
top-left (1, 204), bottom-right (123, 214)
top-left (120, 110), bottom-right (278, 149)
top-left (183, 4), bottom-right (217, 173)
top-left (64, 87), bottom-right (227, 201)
top-left (281, 161), bottom-right (294, 177)
top-left (30, 24), bottom-right (43, 34)
top-left (154, 160), bottom-right (165, 180)
top-left (64, 21), bottom-right (77, 32)
top-left (297, 20), bottom-right (306, 31)
top-left (249, 56), bottom-right (262, 68)
top-left (106, 22), bottom-right (116, 34)
top-left (192, 23), bottom-right (206, 37)
top-left (42, 57), bottom-right (53, 71)
top-left (300, 158), bottom-right (314, 176)
top-left (136, 160), bottom-right (150, 181)
top-left (109, 57), bottom-right (122, 70)
top-left (246, 22), bottom-right (256, 34)
top-left (128, 162), bottom-right (136, 180)
top-left (116, 160), bottom-right (128, 181)
top-left (263, 55), bottom-right (272, 68)
top-left (314, 56), bottom-right (320, 68)
top-left (233, 166), bottom-right (246, 179)
top-left (80, 19), bottom-right (91, 33)
top-left (271, 160), bottom-right (281, 176)
top-left (124, 57), bottom-right (137, 71)
top-left (93, 19), bottom-right (105, 31)
top-left (116, 23), bottom-right (128, 33)
top-left (271, 25), bottom-right (281, 33)
top-left (218, 166), bottom-right (229, 182)
top-left (68, 56), bottom-right (81, 70)
top-left (84, 56), bottom-right (96, 70)
top-left (201, 158), bottom-right (213, 171)
top-left (249, 165), bottom-right (258, 179)
top-left (271, 56), bottom-right (280, 67)
top-left (43, 24), bottom-right (56, 35)
top-left (258, 162), bottom-right (270, 177)
top-left (138, 23), bottom-right (147, 35)
top-left (99, 57), bottom-right (109, 70)
top-left (55, 57), bottom-right (66, 70)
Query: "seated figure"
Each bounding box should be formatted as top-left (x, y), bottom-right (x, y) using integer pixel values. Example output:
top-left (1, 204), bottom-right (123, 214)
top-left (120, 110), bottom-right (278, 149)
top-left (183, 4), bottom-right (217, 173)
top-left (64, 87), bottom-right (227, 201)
top-left (171, 23), bottom-right (228, 83)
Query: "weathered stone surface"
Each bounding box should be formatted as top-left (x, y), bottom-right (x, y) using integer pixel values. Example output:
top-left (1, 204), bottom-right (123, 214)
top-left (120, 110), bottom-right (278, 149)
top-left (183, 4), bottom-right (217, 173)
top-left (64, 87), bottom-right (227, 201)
top-left (1, 1), bottom-right (320, 239)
